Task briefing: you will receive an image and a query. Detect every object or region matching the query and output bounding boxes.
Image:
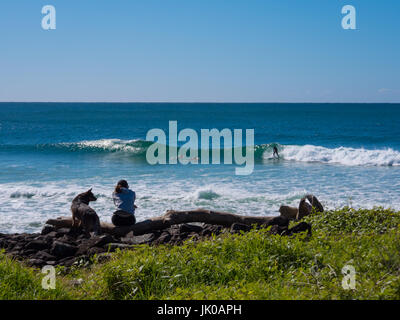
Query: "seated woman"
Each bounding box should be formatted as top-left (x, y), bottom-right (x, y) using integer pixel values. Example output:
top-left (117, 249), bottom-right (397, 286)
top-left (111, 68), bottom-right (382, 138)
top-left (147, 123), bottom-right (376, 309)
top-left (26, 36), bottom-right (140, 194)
top-left (112, 179), bottom-right (137, 226)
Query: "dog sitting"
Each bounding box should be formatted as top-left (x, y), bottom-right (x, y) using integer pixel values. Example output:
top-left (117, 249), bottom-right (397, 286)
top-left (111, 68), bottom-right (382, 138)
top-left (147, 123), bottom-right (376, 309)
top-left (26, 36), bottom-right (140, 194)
top-left (71, 188), bottom-right (101, 236)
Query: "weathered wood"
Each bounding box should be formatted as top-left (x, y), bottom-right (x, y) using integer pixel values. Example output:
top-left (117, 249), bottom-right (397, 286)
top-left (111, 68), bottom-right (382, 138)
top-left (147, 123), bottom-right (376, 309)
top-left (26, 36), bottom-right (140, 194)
top-left (279, 205), bottom-right (298, 220)
top-left (46, 209), bottom-right (286, 236)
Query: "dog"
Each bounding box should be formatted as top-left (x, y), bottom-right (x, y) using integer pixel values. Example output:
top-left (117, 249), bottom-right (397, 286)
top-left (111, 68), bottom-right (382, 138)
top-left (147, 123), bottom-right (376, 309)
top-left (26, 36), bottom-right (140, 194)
top-left (71, 188), bottom-right (101, 236)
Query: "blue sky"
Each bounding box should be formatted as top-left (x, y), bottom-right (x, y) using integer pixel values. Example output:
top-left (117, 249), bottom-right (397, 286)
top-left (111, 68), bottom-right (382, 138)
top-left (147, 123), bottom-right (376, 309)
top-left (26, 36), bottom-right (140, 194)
top-left (0, 0), bottom-right (399, 102)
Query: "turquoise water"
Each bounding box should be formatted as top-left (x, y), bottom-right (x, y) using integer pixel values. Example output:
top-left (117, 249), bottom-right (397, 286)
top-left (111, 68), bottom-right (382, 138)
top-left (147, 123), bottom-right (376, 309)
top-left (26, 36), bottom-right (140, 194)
top-left (1, 103), bottom-right (400, 233)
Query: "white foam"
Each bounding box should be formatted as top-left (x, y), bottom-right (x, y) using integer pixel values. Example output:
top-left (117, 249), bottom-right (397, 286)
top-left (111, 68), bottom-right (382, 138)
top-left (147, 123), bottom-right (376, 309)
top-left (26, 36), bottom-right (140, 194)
top-left (62, 139), bottom-right (146, 153)
top-left (277, 145), bottom-right (400, 167)
top-left (1, 174), bottom-right (399, 234)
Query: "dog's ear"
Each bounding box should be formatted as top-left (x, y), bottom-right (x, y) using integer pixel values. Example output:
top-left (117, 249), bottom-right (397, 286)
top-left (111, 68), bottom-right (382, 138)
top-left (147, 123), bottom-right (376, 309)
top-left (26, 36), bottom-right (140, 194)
top-left (88, 188), bottom-right (92, 193)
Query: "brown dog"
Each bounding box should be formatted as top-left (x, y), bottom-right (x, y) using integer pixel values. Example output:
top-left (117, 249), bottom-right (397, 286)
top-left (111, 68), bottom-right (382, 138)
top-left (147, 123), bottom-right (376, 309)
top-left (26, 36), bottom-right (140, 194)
top-left (71, 189), bottom-right (101, 236)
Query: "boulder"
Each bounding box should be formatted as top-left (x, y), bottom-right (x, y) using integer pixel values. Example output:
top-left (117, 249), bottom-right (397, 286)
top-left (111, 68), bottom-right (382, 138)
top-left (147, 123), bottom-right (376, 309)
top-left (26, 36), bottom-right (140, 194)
top-left (51, 241), bottom-right (78, 258)
top-left (41, 224), bottom-right (56, 235)
top-left (27, 258), bottom-right (46, 267)
top-left (93, 234), bottom-right (115, 247)
top-left (20, 249), bottom-right (37, 257)
top-left (75, 234), bottom-right (115, 255)
top-left (153, 231), bottom-right (172, 245)
top-left (179, 223), bottom-right (204, 234)
top-left (57, 256), bottom-right (77, 267)
top-left (268, 225), bottom-right (288, 236)
top-left (87, 247), bottom-right (106, 256)
top-left (121, 233), bottom-right (157, 245)
top-left (201, 224), bottom-right (223, 237)
top-left (230, 223), bottom-right (251, 233)
top-left (25, 239), bottom-right (49, 251)
top-left (44, 231), bottom-right (58, 239)
top-left (34, 250), bottom-right (57, 261)
top-left (55, 228), bottom-right (72, 237)
top-left (286, 222), bottom-right (312, 236)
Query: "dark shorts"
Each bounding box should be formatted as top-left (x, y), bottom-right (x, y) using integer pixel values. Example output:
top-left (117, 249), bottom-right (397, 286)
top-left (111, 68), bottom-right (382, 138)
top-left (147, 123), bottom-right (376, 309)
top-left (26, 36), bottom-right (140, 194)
top-left (112, 210), bottom-right (136, 226)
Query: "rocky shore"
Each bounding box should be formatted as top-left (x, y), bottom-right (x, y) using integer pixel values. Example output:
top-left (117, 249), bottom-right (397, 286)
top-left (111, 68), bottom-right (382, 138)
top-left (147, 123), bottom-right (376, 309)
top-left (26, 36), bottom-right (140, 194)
top-left (0, 219), bottom-right (311, 269)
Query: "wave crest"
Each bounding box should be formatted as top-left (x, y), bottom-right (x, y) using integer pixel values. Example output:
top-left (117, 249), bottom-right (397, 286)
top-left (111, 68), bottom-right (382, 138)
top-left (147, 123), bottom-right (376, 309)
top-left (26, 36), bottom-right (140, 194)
top-left (2, 139), bottom-right (399, 167)
top-left (279, 145), bottom-right (400, 167)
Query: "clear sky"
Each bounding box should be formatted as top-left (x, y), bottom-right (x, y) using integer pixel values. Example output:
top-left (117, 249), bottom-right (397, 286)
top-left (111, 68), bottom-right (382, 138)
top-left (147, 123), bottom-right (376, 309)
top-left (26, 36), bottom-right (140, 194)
top-left (0, 0), bottom-right (399, 102)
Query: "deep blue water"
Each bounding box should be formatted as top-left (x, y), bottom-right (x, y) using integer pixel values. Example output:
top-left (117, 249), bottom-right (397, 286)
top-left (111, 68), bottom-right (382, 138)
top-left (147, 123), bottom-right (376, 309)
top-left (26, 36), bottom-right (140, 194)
top-left (0, 103), bottom-right (399, 233)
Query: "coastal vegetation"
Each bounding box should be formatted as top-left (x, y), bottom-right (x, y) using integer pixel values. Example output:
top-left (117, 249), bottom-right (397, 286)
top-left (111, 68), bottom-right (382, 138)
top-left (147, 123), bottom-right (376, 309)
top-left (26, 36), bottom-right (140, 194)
top-left (1, 207), bottom-right (400, 300)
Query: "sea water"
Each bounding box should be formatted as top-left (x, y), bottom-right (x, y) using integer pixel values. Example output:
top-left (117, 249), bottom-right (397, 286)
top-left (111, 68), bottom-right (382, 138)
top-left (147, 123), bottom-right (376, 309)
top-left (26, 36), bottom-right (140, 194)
top-left (0, 103), bottom-right (399, 233)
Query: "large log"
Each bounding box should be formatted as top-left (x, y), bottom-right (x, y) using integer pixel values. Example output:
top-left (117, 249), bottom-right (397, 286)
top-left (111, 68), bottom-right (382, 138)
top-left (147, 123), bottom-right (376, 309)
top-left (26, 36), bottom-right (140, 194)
top-left (46, 209), bottom-right (287, 237)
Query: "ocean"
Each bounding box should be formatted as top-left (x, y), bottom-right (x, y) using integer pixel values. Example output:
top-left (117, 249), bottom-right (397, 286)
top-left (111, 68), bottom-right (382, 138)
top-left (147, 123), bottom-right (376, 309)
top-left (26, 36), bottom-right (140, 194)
top-left (1, 103), bottom-right (399, 234)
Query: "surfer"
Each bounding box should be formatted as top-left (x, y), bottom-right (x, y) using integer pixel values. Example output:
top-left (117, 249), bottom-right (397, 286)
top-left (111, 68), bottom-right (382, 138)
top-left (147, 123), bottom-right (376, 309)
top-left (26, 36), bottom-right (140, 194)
top-left (273, 145), bottom-right (279, 159)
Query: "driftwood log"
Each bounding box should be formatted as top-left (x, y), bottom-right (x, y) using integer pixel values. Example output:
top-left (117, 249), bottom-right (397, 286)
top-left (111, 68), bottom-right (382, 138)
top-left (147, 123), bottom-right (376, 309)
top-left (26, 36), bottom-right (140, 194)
top-left (46, 209), bottom-right (288, 237)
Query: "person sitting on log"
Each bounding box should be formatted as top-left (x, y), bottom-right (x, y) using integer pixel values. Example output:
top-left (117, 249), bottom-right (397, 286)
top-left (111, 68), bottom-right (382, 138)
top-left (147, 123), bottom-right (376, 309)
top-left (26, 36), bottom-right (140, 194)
top-left (112, 179), bottom-right (137, 226)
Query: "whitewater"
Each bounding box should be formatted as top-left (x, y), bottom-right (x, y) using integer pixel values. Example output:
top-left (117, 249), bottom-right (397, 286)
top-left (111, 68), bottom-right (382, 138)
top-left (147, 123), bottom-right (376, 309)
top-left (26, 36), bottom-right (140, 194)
top-left (6, 138), bottom-right (399, 167)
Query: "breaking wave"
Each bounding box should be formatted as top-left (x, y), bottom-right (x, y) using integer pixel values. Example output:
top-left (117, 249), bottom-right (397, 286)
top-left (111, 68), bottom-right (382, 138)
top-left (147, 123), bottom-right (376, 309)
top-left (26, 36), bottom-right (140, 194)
top-left (279, 145), bottom-right (400, 167)
top-left (2, 139), bottom-right (400, 167)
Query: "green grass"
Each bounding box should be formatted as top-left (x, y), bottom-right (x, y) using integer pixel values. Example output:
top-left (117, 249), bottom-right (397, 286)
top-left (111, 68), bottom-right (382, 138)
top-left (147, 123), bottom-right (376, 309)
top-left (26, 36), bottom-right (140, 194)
top-left (1, 207), bottom-right (400, 300)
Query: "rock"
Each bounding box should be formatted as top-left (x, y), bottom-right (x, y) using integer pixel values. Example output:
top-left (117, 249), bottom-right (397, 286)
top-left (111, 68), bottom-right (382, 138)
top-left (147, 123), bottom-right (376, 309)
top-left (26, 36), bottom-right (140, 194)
top-left (121, 233), bottom-right (156, 245)
top-left (153, 231), bottom-right (172, 245)
top-left (57, 256), bottom-right (77, 267)
top-left (20, 249), bottom-right (37, 257)
top-left (93, 234), bottom-right (115, 247)
top-left (179, 223), bottom-right (204, 234)
top-left (87, 247), bottom-right (106, 256)
top-left (5, 240), bottom-right (17, 250)
top-left (268, 225), bottom-right (288, 236)
top-left (44, 231), bottom-right (57, 239)
top-left (34, 250), bottom-right (57, 261)
top-left (187, 233), bottom-right (200, 242)
top-left (41, 224), bottom-right (55, 235)
top-left (12, 244), bottom-right (24, 252)
top-left (75, 234), bottom-right (115, 255)
top-left (298, 194), bottom-right (324, 220)
top-left (55, 228), bottom-right (72, 238)
top-left (178, 232), bottom-right (190, 241)
top-left (201, 224), bottom-right (223, 237)
top-left (230, 223), bottom-right (251, 233)
top-left (287, 222), bottom-right (312, 236)
top-left (57, 235), bottom-right (78, 247)
top-left (27, 258), bottom-right (46, 267)
top-left (25, 239), bottom-right (49, 251)
top-left (51, 241), bottom-right (78, 258)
